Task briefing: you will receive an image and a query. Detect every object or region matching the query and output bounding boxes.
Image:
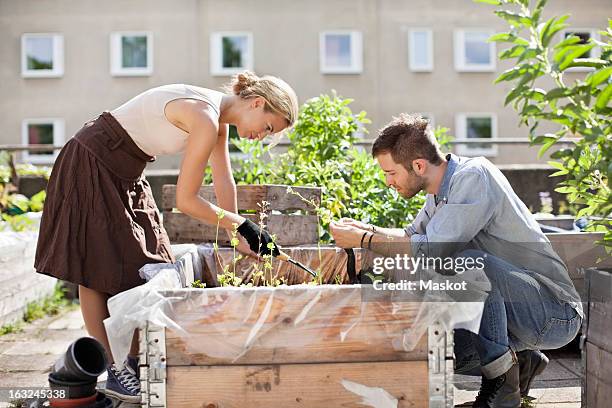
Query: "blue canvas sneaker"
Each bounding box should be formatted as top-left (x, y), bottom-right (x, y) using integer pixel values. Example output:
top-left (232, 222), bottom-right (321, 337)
top-left (104, 362), bottom-right (141, 403)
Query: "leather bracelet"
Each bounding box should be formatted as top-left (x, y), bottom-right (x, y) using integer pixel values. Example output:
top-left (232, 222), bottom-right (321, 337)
top-left (367, 233), bottom-right (374, 250)
top-left (360, 231), bottom-right (368, 248)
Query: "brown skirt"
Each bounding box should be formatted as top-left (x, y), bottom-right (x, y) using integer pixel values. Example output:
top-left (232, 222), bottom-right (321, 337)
top-left (34, 112), bottom-right (175, 295)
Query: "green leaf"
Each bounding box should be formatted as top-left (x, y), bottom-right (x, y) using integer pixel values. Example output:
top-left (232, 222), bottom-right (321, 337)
top-left (586, 66), bottom-right (612, 87)
top-left (495, 64), bottom-right (532, 83)
top-left (538, 136), bottom-right (558, 158)
top-left (521, 104), bottom-right (541, 116)
top-left (548, 160), bottom-right (569, 175)
top-left (504, 85), bottom-right (529, 106)
top-left (558, 43), bottom-right (597, 70)
top-left (499, 45), bottom-right (527, 60)
top-left (495, 10), bottom-right (531, 27)
top-left (553, 35), bottom-right (582, 50)
top-left (545, 87), bottom-right (574, 100)
top-left (473, 0), bottom-right (501, 4)
top-left (489, 33), bottom-right (529, 45)
top-left (595, 83), bottom-right (612, 110)
top-left (533, 0), bottom-right (548, 23)
top-left (566, 58), bottom-right (607, 69)
top-left (541, 15), bottom-right (569, 47)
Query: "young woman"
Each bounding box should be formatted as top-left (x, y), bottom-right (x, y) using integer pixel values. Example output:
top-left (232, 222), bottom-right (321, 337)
top-left (34, 71), bottom-right (298, 402)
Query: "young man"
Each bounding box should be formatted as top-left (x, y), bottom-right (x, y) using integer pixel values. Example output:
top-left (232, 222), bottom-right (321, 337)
top-left (330, 114), bottom-right (582, 408)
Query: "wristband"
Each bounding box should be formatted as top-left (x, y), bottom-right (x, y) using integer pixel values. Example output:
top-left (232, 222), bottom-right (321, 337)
top-left (367, 233), bottom-right (374, 250)
top-left (360, 231), bottom-right (368, 248)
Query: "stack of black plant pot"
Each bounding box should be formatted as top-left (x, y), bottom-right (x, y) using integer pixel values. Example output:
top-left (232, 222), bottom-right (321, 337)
top-left (47, 337), bottom-right (114, 408)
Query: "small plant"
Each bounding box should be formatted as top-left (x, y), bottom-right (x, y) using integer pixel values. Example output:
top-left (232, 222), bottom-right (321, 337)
top-left (0, 322), bottom-right (23, 336)
top-left (24, 284), bottom-right (73, 322)
top-left (1, 284), bottom-right (73, 336)
top-left (191, 280), bottom-right (206, 288)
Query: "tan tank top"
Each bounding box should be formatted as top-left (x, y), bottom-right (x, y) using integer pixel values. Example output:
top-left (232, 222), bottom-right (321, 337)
top-left (111, 84), bottom-right (224, 156)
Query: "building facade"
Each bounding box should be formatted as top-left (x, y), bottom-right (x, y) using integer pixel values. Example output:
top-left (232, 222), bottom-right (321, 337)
top-left (1, 0), bottom-right (610, 168)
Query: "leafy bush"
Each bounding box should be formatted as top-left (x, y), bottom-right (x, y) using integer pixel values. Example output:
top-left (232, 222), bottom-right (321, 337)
top-left (475, 0), bottom-right (611, 249)
top-left (0, 152), bottom-right (47, 231)
top-left (222, 92), bottom-right (448, 242)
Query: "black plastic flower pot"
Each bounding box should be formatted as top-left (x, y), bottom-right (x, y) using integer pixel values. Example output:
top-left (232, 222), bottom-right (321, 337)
top-left (52, 337), bottom-right (108, 382)
top-left (48, 372), bottom-right (97, 400)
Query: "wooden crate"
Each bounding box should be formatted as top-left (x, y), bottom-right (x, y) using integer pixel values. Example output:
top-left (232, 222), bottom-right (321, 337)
top-left (162, 184), bottom-right (321, 246)
top-left (139, 286), bottom-right (453, 408)
top-left (547, 232), bottom-right (610, 300)
top-left (582, 267), bottom-right (612, 408)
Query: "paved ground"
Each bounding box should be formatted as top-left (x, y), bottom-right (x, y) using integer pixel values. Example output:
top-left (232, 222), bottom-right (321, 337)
top-left (0, 306), bottom-right (582, 407)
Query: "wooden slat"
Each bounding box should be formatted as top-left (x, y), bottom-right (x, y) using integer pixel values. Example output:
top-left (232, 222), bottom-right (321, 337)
top-left (162, 285), bottom-right (426, 366)
top-left (163, 212), bottom-right (319, 246)
top-left (166, 361), bottom-right (429, 408)
top-left (547, 232), bottom-right (611, 278)
top-left (586, 268), bottom-right (612, 353)
top-left (585, 341), bottom-right (612, 408)
top-left (162, 184), bottom-right (321, 212)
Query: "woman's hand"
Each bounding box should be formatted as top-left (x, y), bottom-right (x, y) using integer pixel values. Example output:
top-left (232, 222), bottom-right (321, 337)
top-left (234, 235), bottom-right (261, 260)
top-left (236, 219), bottom-right (281, 257)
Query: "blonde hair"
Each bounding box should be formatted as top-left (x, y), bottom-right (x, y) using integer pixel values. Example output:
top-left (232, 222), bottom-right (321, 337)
top-left (224, 71), bottom-right (299, 129)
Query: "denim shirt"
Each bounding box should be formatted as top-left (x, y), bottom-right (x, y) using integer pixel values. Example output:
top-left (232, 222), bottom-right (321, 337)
top-left (405, 154), bottom-right (583, 317)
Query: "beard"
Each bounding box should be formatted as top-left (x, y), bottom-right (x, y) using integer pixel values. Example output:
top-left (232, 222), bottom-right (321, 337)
top-left (397, 176), bottom-right (425, 199)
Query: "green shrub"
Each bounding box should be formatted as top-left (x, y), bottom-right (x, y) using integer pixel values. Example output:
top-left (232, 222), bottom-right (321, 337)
top-left (221, 92), bottom-right (449, 242)
top-left (476, 0), bottom-right (611, 250)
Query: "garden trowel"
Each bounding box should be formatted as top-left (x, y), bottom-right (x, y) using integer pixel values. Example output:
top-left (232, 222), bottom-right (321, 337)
top-left (277, 251), bottom-right (317, 277)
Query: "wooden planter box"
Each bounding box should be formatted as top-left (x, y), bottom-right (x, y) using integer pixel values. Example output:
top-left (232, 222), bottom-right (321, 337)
top-left (582, 267), bottom-right (612, 408)
top-left (546, 231), bottom-right (611, 300)
top-left (138, 285), bottom-right (453, 408)
top-left (162, 184), bottom-right (321, 246)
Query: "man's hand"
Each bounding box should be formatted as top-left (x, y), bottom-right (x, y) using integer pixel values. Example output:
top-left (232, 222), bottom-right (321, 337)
top-left (338, 218), bottom-right (375, 232)
top-left (330, 221), bottom-right (368, 248)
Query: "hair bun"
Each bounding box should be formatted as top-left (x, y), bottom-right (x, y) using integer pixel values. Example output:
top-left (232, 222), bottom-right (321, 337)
top-left (232, 71), bottom-right (259, 95)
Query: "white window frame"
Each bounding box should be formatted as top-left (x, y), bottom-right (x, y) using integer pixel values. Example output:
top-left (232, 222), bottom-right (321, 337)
top-left (455, 113), bottom-right (498, 157)
top-left (561, 28), bottom-right (600, 72)
top-left (21, 33), bottom-right (64, 78)
top-left (408, 29), bottom-right (434, 72)
top-left (21, 118), bottom-right (65, 164)
top-left (454, 29), bottom-right (496, 72)
top-left (210, 32), bottom-right (254, 76)
top-left (110, 31), bottom-right (154, 76)
top-left (319, 30), bottom-right (363, 74)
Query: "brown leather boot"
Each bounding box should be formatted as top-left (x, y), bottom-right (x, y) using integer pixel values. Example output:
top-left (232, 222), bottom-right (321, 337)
top-left (473, 363), bottom-right (521, 408)
top-left (517, 350), bottom-right (548, 398)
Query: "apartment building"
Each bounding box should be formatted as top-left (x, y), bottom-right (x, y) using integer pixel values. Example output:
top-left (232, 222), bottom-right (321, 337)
top-left (1, 0), bottom-right (610, 168)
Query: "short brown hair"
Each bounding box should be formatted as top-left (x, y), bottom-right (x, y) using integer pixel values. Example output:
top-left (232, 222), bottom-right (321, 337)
top-left (372, 113), bottom-right (443, 169)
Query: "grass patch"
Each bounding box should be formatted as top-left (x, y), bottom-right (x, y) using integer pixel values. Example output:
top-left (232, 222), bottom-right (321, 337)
top-left (0, 283), bottom-right (75, 336)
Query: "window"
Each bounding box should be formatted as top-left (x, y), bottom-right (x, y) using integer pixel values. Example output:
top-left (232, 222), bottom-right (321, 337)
top-left (408, 29), bottom-right (433, 71)
top-left (110, 32), bottom-right (153, 76)
top-left (319, 31), bottom-right (363, 74)
top-left (21, 119), bottom-right (65, 164)
top-left (21, 33), bottom-right (64, 78)
top-left (210, 32), bottom-right (253, 76)
top-left (561, 29), bottom-right (599, 72)
top-left (455, 114), bottom-right (498, 157)
top-left (454, 29), bottom-right (496, 72)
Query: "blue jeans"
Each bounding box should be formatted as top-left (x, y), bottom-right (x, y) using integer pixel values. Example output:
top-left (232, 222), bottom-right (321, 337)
top-left (454, 250), bottom-right (582, 379)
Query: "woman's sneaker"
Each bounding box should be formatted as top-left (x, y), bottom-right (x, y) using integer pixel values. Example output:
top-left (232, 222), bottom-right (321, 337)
top-left (104, 362), bottom-right (141, 403)
top-left (127, 355), bottom-right (140, 379)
